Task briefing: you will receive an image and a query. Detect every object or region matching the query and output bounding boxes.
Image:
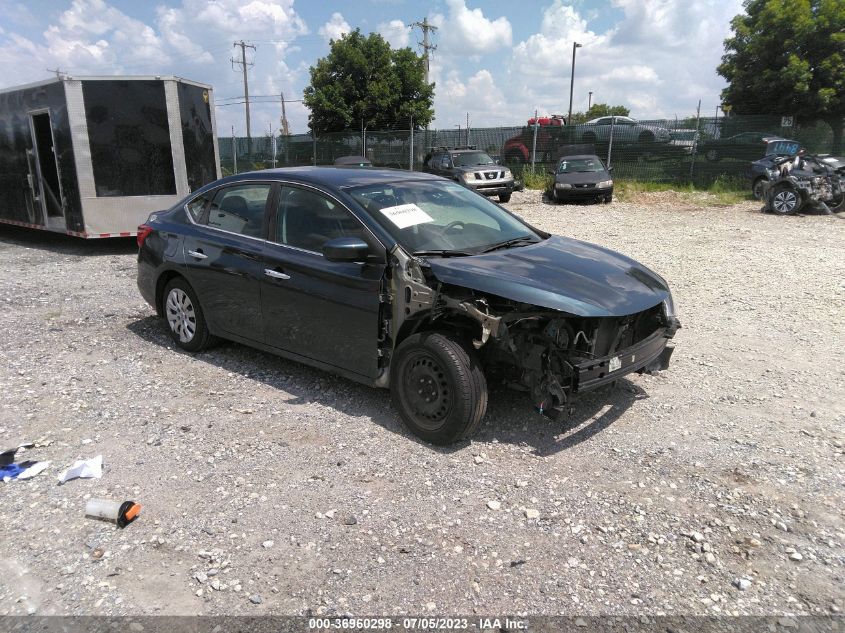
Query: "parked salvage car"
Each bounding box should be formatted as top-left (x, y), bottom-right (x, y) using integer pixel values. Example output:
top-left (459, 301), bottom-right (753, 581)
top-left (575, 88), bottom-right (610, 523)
top-left (575, 116), bottom-right (672, 145)
top-left (761, 154), bottom-right (844, 215)
top-left (749, 153), bottom-right (841, 201)
top-left (423, 146), bottom-right (514, 202)
top-left (550, 155), bottom-right (613, 203)
top-left (137, 168), bottom-right (680, 444)
top-left (700, 132), bottom-right (799, 162)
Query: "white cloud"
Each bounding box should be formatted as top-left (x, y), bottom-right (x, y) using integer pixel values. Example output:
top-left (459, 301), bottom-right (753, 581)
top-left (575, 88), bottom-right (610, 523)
top-left (433, 0), bottom-right (512, 55)
top-left (378, 19), bottom-right (411, 49)
top-left (504, 0), bottom-right (743, 121)
top-left (319, 12), bottom-right (351, 43)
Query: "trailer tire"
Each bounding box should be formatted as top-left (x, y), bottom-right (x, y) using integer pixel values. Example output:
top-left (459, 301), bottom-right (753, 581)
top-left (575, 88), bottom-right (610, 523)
top-left (163, 277), bottom-right (214, 352)
top-left (391, 332), bottom-right (487, 445)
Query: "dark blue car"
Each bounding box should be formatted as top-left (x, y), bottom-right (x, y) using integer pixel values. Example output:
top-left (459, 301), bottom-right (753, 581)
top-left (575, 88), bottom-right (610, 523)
top-left (137, 167), bottom-right (679, 444)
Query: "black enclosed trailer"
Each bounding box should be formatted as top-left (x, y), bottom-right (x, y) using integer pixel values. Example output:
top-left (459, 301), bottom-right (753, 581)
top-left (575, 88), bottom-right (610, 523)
top-left (0, 75), bottom-right (220, 238)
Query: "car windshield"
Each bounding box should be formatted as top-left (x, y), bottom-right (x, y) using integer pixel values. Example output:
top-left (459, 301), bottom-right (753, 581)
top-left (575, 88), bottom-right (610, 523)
top-left (452, 151), bottom-right (496, 167)
top-left (349, 180), bottom-right (542, 255)
top-left (557, 157), bottom-right (604, 173)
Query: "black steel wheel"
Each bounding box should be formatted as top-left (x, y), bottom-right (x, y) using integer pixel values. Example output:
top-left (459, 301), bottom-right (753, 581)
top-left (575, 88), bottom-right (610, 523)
top-left (163, 277), bottom-right (214, 352)
top-left (770, 184), bottom-right (802, 215)
top-left (391, 332), bottom-right (487, 445)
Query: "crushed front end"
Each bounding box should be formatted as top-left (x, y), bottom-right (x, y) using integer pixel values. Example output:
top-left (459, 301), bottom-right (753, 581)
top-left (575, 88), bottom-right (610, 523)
top-left (460, 291), bottom-right (680, 417)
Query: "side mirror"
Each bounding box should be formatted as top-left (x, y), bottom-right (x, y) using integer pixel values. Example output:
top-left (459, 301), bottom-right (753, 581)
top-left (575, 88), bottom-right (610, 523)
top-left (607, 166), bottom-right (614, 173)
top-left (496, 159), bottom-right (502, 165)
top-left (548, 170), bottom-right (555, 176)
top-left (323, 236), bottom-right (370, 263)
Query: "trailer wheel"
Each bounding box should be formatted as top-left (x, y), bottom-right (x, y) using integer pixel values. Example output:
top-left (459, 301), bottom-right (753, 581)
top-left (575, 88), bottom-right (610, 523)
top-left (391, 332), bottom-right (487, 445)
top-left (163, 278), bottom-right (214, 352)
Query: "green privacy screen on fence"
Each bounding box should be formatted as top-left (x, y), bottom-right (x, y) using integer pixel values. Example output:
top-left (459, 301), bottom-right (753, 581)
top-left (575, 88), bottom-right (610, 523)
top-left (218, 115), bottom-right (839, 186)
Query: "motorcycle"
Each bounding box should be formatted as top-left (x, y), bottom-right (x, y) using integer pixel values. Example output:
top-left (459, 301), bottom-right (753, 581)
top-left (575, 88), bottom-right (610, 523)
top-left (761, 154), bottom-right (845, 215)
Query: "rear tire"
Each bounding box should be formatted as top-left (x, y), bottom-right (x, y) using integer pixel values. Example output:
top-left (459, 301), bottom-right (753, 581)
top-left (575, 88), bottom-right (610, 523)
top-left (391, 332), bottom-right (488, 445)
top-left (829, 192), bottom-right (844, 213)
top-left (770, 184), bottom-right (802, 215)
top-left (705, 149), bottom-right (719, 162)
top-left (163, 278), bottom-right (214, 352)
top-left (752, 177), bottom-right (767, 200)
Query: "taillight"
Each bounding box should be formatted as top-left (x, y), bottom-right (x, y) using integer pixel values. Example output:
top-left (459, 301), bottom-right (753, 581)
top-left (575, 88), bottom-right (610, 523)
top-left (137, 224), bottom-right (154, 248)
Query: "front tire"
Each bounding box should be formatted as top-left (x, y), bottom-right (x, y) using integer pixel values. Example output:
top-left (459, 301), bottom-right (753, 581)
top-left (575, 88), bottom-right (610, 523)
top-left (391, 332), bottom-right (488, 445)
top-left (163, 278), bottom-right (214, 352)
top-left (770, 184), bottom-right (802, 215)
top-left (499, 192), bottom-right (511, 203)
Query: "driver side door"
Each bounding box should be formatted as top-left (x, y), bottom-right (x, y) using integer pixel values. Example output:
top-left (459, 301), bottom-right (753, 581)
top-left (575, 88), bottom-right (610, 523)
top-left (259, 185), bottom-right (387, 379)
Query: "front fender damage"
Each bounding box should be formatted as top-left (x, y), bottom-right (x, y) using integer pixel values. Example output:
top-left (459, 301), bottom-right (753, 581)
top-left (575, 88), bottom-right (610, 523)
top-left (378, 246), bottom-right (677, 418)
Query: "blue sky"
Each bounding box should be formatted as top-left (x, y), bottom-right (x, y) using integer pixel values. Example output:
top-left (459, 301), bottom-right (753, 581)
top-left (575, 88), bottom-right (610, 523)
top-left (0, 0), bottom-right (744, 135)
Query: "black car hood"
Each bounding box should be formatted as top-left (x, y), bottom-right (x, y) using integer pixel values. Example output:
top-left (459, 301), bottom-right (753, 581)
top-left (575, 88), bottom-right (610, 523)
top-left (555, 171), bottom-right (609, 185)
top-left (425, 236), bottom-right (670, 317)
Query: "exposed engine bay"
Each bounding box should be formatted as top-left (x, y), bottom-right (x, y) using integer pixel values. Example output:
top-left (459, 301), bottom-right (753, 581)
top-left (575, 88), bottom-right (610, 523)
top-left (763, 154), bottom-right (845, 214)
top-left (378, 246), bottom-right (680, 417)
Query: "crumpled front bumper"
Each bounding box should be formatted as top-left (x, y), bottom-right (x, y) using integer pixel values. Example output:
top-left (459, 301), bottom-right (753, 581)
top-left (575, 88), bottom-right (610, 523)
top-left (573, 324), bottom-right (677, 394)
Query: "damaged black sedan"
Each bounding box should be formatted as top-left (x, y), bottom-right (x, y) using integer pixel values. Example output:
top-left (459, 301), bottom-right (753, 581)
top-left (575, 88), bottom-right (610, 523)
top-left (137, 168), bottom-right (679, 444)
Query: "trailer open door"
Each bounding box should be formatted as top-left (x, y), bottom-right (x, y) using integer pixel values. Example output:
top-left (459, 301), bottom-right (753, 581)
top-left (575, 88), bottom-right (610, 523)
top-left (28, 110), bottom-right (66, 231)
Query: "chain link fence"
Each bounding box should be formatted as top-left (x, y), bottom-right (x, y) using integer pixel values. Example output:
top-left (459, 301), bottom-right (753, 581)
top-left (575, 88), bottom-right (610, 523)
top-left (218, 115), bottom-right (840, 187)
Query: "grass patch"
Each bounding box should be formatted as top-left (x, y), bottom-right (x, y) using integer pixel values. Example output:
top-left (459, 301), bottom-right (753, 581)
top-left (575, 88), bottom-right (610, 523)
top-left (615, 177), bottom-right (750, 206)
top-left (520, 168), bottom-right (553, 191)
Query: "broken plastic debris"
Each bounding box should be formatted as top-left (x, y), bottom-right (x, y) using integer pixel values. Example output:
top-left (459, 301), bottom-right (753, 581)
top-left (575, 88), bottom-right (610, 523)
top-left (57, 455), bottom-right (103, 483)
top-left (85, 498), bottom-right (142, 528)
top-left (0, 443), bottom-right (50, 482)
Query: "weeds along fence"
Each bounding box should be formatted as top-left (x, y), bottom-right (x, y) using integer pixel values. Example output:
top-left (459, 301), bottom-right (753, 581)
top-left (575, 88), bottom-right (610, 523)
top-left (218, 115), bottom-right (839, 187)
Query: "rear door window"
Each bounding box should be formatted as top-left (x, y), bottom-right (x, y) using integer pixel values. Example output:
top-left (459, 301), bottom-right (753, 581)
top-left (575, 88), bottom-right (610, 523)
top-left (204, 184), bottom-right (272, 238)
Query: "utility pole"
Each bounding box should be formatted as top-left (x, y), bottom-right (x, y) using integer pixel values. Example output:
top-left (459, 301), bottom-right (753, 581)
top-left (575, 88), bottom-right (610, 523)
top-left (466, 112), bottom-right (470, 146)
top-left (231, 40), bottom-right (256, 153)
top-left (280, 91), bottom-right (290, 136)
top-left (568, 42), bottom-right (583, 124)
top-left (411, 17), bottom-right (438, 85)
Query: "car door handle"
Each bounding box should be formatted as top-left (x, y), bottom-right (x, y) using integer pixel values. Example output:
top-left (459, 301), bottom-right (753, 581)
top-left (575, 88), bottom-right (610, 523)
top-left (264, 268), bottom-right (291, 280)
top-left (187, 249), bottom-right (207, 260)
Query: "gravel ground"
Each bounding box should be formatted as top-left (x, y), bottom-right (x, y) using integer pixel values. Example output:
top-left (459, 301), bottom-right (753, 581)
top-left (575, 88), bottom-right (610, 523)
top-left (0, 190), bottom-right (843, 617)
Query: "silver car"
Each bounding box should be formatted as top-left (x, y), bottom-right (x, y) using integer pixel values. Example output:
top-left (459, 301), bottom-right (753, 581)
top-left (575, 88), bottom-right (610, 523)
top-left (576, 116), bottom-right (672, 145)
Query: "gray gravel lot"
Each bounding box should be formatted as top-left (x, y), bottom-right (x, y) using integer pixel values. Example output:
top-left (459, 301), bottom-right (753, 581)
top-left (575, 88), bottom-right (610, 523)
top-left (0, 190), bottom-right (843, 617)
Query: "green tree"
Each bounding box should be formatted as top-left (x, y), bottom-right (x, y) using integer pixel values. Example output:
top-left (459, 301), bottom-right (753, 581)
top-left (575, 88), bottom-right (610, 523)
top-left (718, 0), bottom-right (845, 152)
top-left (568, 103), bottom-right (630, 124)
top-left (303, 29), bottom-right (434, 134)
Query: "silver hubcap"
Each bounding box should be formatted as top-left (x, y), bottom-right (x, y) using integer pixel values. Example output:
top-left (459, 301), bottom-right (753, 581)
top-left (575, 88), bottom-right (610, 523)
top-left (773, 190), bottom-right (797, 213)
top-left (166, 288), bottom-right (196, 343)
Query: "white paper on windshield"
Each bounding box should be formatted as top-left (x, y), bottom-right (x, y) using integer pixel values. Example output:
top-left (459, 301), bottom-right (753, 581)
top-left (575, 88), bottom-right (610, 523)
top-left (379, 204), bottom-right (434, 229)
